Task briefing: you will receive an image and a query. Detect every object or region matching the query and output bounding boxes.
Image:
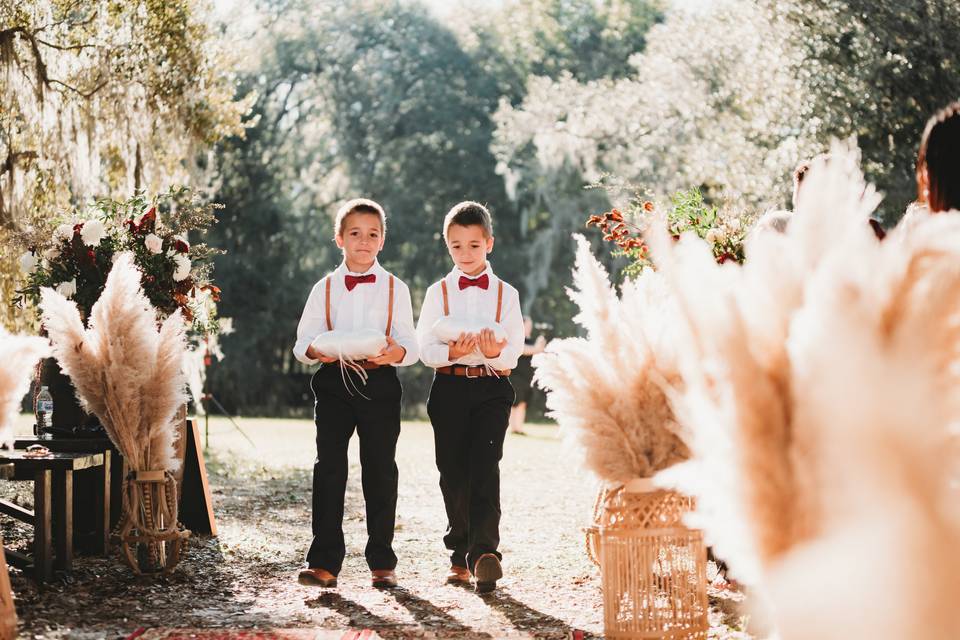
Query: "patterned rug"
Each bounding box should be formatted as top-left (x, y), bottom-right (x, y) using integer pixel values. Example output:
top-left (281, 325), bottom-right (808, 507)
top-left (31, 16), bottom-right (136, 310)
top-left (127, 629), bottom-right (381, 640)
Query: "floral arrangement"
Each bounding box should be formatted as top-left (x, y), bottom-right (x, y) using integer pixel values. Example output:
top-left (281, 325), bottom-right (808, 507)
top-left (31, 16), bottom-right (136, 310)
top-left (648, 142), bottom-right (960, 638)
top-left (14, 188), bottom-right (222, 335)
top-left (587, 187), bottom-right (752, 277)
top-left (0, 328), bottom-right (51, 447)
top-left (39, 253), bottom-right (188, 472)
top-left (532, 235), bottom-right (690, 484)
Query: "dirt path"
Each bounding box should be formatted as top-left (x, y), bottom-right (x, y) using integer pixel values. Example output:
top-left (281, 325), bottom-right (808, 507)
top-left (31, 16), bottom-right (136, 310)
top-left (4, 418), bottom-right (750, 638)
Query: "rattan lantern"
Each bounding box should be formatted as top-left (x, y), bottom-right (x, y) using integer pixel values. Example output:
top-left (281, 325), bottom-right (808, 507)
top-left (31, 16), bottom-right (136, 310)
top-left (598, 479), bottom-right (708, 639)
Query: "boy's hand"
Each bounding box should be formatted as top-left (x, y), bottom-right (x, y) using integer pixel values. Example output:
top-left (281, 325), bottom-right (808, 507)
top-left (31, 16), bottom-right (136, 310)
top-left (306, 344), bottom-right (338, 364)
top-left (448, 332), bottom-right (478, 360)
top-left (533, 334), bottom-right (547, 353)
top-left (479, 328), bottom-right (507, 358)
top-left (369, 336), bottom-right (406, 365)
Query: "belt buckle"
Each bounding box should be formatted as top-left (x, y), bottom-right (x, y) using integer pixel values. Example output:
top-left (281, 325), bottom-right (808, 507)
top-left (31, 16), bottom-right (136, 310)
top-left (464, 366), bottom-right (480, 379)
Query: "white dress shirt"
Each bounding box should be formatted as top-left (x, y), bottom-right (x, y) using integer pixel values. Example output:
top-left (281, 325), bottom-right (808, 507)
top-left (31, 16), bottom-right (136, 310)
top-left (293, 259), bottom-right (419, 367)
top-left (416, 263), bottom-right (524, 370)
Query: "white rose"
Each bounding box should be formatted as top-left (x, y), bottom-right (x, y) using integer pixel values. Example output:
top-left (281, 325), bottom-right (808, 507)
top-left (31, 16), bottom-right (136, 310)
top-left (19, 251), bottom-right (37, 273)
top-left (56, 278), bottom-right (77, 299)
top-left (704, 229), bottom-right (719, 245)
top-left (54, 223), bottom-right (75, 242)
top-left (172, 254), bottom-right (191, 282)
top-left (80, 219), bottom-right (106, 246)
top-left (145, 233), bottom-right (163, 254)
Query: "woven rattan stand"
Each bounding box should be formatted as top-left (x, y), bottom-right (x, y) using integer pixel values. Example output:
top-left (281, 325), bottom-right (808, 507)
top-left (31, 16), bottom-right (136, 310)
top-left (118, 470), bottom-right (189, 575)
top-left (598, 479), bottom-right (708, 639)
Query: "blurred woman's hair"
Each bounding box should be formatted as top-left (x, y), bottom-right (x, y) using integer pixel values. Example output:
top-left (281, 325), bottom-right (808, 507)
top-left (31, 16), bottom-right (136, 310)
top-left (917, 102), bottom-right (960, 212)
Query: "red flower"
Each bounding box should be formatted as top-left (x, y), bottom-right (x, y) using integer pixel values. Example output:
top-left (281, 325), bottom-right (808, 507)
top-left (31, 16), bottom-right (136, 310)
top-left (608, 209), bottom-right (624, 223)
top-left (137, 207), bottom-right (157, 232)
top-left (643, 201), bottom-right (655, 212)
top-left (586, 214), bottom-right (604, 227)
top-left (86, 249), bottom-right (95, 263)
top-left (717, 252), bottom-right (735, 264)
top-left (174, 239), bottom-right (190, 253)
top-left (73, 222), bottom-right (84, 234)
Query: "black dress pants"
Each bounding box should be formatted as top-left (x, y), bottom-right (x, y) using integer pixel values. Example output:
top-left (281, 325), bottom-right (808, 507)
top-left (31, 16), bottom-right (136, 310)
top-left (306, 364), bottom-right (402, 574)
top-left (427, 372), bottom-right (515, 571)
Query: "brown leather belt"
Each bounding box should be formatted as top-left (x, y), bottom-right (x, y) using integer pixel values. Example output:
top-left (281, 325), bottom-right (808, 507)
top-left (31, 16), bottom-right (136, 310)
top-left (436, 365), bottom-right (511, 378)
top-left (325, 360), bottom-right (382, 370)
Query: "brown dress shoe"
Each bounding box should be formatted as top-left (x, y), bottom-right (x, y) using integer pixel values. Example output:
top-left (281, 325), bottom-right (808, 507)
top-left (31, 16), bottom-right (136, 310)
top-left (297, 567), bottom-right (337, 587)
top-left (371, 569), bottom-right (397, 589)
top-left (473, 553), bottom-right (502, 593)
top-left (445, 565), bottom-right (471, 585)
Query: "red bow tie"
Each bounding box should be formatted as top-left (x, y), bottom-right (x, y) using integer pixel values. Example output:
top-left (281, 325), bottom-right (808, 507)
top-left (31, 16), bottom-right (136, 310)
top-left (345, 273), bottom-right (376, 291)
top-left (459, 274), bottom-right (489, 290)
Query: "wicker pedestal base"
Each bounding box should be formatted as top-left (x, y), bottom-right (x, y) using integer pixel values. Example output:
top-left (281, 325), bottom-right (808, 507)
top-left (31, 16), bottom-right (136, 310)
top-left (599, 483), bottom-right (708, 639)
top-left (118, 470), bottom-right (190, 575)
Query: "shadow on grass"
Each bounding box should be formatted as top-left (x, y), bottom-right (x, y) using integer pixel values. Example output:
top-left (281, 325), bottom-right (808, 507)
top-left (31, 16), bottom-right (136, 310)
top-left (388, 586), bottom-right (492, 637)
top-left (478, 589), bottom-right (598, 639)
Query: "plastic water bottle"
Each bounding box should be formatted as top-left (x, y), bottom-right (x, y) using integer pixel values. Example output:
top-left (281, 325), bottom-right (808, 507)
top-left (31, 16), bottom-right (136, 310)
top-left (35, 386), bottom-right (53, 440)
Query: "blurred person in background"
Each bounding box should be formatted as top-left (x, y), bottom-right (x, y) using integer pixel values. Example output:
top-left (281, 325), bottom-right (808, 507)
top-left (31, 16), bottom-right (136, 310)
top-left (508, 316), bottom-right (547, 435)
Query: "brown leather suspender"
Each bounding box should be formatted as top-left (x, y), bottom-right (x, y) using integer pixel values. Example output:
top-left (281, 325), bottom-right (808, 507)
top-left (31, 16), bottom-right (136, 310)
top-left (495, 281), bottom-right (503, 323)
top-left (385, 275), bottom-right (394, 336)
top-left (440, 279), bottom-right (450, 316)
top-left (324, 277), bottom-right (333, 331)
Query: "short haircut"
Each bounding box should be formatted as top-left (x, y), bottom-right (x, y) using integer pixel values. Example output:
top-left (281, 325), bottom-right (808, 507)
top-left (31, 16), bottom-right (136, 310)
top-left (443, 201), bottom-right (493, 241)
top-left (334, 198), bottom-right (386, 239)
top-left (917, 101), bottom-right (960, 212)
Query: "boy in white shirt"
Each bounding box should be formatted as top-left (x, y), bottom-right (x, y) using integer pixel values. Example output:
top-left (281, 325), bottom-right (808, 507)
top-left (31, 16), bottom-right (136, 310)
top-left (416, 201), bottom-right (524, 593)
top-left (293, 198), bottom-right (418, 590)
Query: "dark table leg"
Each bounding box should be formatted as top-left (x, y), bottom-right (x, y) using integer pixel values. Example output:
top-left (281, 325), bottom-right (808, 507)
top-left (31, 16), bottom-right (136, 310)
top-left (53, 469), bottom-right (73, 572)
top-left (33, 470), bottom-right (52, 582)
top-left (96, 451), bottom-right (110, 554)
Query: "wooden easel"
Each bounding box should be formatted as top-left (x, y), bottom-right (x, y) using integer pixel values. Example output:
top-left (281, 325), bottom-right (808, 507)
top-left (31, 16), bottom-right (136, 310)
top-left (178, 419), bottom-right (217, 536)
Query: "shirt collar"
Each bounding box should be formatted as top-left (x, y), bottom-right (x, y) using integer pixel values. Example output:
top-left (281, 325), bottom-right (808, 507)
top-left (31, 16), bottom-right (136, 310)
top-left (450, 262), bottom-right (494, 282)
top-left (336, 258), bottom-right (383, 278)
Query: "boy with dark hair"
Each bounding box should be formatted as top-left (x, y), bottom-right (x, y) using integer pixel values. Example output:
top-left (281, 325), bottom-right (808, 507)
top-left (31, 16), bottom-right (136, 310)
top-left (293, 198), bottom-right (418, 589)
top-left (416, 201), bottom-right (524, 593)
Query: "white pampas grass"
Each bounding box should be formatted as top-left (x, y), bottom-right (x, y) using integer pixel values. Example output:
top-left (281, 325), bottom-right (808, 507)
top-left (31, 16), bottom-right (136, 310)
top-left (650, 139), bottom-right (960, 637)
top-left (40, 252), bottom-right (188, 472)
top-left (0, 329), bottom-right (51, 448)
top-left (533, 235), bottom-right (689, 484)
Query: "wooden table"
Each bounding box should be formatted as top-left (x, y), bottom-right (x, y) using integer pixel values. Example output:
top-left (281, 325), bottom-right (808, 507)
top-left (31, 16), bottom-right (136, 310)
top-left (0, 451), bottom-right (105, 582)
top-left (14, 437), bottom-right (119, 552)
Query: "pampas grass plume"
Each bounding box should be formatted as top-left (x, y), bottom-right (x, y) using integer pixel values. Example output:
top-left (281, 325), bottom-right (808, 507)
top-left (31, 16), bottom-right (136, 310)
top-left (40, 252), bottom-right (187, 472)
top-left (533, 235), bottom-right (689, 484)
top-left (0, 328), bottom-right (51, 448)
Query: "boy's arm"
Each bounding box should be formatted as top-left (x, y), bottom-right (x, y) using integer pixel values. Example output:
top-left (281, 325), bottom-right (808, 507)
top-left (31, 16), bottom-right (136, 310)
top-left (416, 284), bottom-right (455, 368)
top-left (484, 286), bottom-right (524, 371)
top-left (391, 281), bottom-right (419, 366)
top-left (293, 282), bottom-right (326, 365)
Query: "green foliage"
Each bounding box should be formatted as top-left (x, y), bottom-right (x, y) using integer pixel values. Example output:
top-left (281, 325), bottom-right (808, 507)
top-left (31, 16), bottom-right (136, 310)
top-left (0, 0), bottom-right (252, 331)
top-left (769, 0), bottom-right (960, 223)
top-left (12, 188), bottom-right (222, 334)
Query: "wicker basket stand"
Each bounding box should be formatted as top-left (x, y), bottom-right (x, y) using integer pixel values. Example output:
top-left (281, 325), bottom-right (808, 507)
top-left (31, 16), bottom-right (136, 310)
top-left (118, 470), bottom-right (190, 575)
top-left (598, 479), bottom-right (708, 639)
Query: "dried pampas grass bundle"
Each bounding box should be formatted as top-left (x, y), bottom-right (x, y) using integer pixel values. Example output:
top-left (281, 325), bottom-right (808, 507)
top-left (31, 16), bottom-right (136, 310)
top-left (39, 252), bottom-right (188, 472)
top-left (0, 328), bottom-right (51, 447)
top-left (650, 140), bottom-right (960, 637)
top-left (533, 235), bottom-right (690, 484)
